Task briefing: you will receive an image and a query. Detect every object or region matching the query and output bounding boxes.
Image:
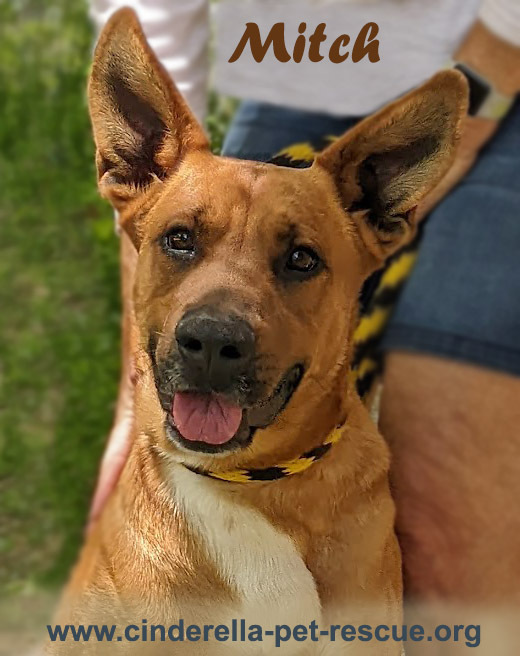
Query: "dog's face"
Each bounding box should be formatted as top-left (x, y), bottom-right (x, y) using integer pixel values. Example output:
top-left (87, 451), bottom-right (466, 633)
top-left (89, 9), bottom-right (467, 458)
top-left (130, 154), bottom-right (365, 454)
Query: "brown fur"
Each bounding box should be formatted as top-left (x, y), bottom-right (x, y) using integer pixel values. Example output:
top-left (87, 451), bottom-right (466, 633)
top-left (47, 8), bottom-right (467, 654)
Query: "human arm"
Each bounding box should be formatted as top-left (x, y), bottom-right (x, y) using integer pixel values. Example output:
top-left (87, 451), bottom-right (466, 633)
top-left (418, 9), bottom-right (520, 219)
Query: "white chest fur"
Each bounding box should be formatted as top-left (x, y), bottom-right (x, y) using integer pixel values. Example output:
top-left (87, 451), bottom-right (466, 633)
top-left (169, 466), bottom-right (322, 654)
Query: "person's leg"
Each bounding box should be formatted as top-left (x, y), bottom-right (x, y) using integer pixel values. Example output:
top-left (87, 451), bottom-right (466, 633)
top-left (221, 100), bottom-right (358, 162)
top-left (381, 353), bottom-right (520, 653)
top-left (380, 102), bottom-right (520, 652)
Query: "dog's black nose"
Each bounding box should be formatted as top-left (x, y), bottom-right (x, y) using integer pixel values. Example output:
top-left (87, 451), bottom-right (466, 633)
top-left (175, 308), bottom-right (255, 390)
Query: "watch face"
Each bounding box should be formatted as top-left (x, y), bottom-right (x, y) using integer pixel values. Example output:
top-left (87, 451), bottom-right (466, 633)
top-left (454, 63), bottom-right (490, 116)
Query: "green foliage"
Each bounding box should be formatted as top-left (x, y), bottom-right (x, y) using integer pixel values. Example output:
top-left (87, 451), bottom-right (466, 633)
top-left (0, 0), bottom-right (122, 593)
top-left (207, 92), bottom-right (238, 154)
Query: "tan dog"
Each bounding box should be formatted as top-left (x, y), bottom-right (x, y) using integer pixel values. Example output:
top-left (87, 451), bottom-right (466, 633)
top-left (48, 8), bottom-right (467, 655)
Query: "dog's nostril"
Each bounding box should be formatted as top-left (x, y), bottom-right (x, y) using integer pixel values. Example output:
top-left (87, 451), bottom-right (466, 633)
top-left (220, 344), bottom-right (242, 360)
top-left (183, 338), bottom-right (203, 353)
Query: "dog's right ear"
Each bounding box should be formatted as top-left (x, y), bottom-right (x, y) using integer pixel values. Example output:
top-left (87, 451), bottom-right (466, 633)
top-left (88, 8), bottom-right (208, 240)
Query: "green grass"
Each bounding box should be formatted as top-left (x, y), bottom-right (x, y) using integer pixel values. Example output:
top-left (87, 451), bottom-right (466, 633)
top-left (0, 0), bottom-right (121, 593)
top-left (0, 0), bottom-right (234, 599)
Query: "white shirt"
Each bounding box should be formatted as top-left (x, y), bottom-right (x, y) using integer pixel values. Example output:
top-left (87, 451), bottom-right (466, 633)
top-left (90, 0), bottom-right (520, 120)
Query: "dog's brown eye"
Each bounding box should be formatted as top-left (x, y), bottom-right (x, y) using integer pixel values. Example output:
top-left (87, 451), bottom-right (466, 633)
top-left (162, 228), bottom-right (195, 255)
top-left (286, 247), bottom-right (320, 273)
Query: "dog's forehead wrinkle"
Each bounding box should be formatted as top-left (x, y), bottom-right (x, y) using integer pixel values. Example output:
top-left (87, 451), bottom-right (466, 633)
top-left (233, 166), bottom-right (272, 248)
top-left (187, 163), bottom-right (267, 251)
top-left (277, 221), bottom-right (299, 241)
top-left (208, 159), bottom-right (258, 217)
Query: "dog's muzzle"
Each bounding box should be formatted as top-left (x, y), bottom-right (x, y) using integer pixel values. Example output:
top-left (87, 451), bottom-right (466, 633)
top-left (151, 305), bottom-right (304, 454)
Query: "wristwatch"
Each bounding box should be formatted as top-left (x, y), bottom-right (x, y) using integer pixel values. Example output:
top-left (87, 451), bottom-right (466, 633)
top-left (450, 61), bottom-right (515, 119)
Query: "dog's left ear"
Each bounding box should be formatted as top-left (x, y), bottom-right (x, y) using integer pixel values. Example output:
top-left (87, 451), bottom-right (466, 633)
top-left (88, 8), bottom-right (208, 243)
top-left (315, 71), bottom-right (468, 262)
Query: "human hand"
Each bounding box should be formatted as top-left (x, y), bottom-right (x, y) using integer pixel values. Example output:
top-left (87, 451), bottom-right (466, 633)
top-left (86, 372), bottom-right (134, 534)
top-left (87, 231), bottom-right (138, 534)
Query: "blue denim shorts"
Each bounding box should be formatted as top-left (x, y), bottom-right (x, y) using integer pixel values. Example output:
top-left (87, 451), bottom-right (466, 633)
top-left (222, 99), bottom-right (520, 378)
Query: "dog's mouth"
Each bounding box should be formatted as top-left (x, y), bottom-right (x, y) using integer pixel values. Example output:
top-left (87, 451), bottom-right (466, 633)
top-left (165, 364), bottom-right (304, 454)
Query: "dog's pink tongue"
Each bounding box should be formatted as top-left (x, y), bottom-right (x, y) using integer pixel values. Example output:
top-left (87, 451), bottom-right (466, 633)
top-left (172, 392), bottom-right (243, 445)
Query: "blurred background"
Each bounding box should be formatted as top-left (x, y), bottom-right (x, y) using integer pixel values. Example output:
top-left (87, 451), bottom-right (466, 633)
top-left (0, 0), bottom-right (230, 646)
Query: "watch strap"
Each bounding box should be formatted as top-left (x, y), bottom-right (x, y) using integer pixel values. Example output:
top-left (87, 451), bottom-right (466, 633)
top-left (448, 60), bottom-right (514, 120)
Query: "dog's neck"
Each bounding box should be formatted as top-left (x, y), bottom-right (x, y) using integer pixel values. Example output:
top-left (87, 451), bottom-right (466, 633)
top-left (109, 353), bottom-right (389, 592)
top-left (117, 364), bottom-right (386, 567)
